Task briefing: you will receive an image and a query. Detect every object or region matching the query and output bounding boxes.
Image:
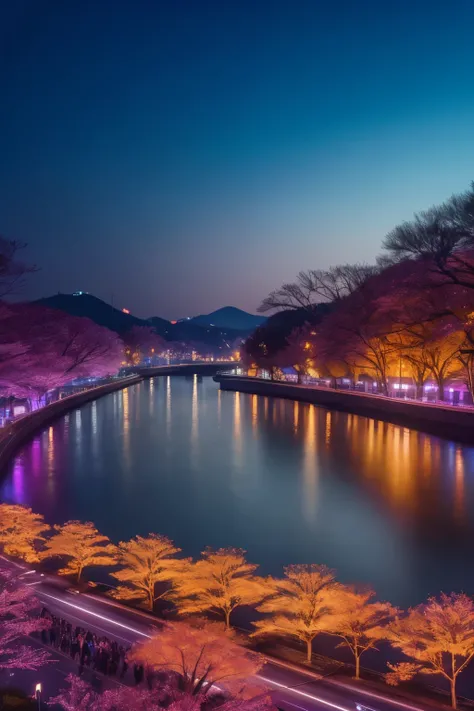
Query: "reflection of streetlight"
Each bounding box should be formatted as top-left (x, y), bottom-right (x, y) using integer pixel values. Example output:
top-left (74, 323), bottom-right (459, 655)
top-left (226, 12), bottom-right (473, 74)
top-left (35, 682), bottom-right (42, 710)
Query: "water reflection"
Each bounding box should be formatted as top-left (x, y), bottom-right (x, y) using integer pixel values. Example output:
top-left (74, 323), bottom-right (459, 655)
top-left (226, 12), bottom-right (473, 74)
top-left (252, 395), bottom-right (258, 434)
top-left (166, 377), bottom-right (172, 437)
top-left (47, 427), bottom-right (54, 493)
top-left (217, 388), bottom-right (222, 426)
top-left (190, 375), bottom-right (199, 463)
top-left (293, 401), bottom-right (299, 434)
top-left (325, 411), bottom-right (331, 446)
top-left (233, 392), bottom-right (243, 467)
top-left (122, 388), bottom-right (130, 469)
top-left (455, 447), bottom-right (465, 523)
top-left (149, 378), bottom-right (154, 416)
top-left (3, 378), bottom-right (474, 607)
top-left (302, 405), bottom-right (318, 523)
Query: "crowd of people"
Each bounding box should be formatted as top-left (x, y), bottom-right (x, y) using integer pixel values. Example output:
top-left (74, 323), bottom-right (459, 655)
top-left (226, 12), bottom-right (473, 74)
top-left (39, 608), bottom-right (145, 683)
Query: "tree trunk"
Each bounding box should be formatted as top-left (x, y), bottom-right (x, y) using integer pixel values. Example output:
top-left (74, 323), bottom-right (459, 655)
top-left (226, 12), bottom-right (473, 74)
top-left (306, 639), bottom-right (312, 663)
top-left (77, 566), bottom-right (83, 583)
top-left (148, 588), bottom-right (154, 611)
top-left (451, 677), bottom-right (457, 709)
top-left (437, 378), bottom-right (445, 401)
top-left (225, 609), bottom-right (231, 630)
top-left (355, 653), bottom-right (360, 680)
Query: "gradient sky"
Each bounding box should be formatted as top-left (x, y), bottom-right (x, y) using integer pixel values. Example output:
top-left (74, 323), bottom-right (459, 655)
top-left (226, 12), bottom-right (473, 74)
top-left (1, 0), bottom-right (474, 319)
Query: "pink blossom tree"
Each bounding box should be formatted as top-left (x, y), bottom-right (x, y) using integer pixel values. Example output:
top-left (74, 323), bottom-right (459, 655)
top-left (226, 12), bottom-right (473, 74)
top-left (0, 571), bottom-right (52, 671)
top-left (0, 303), bottom-right (124, 404)
top-left (50, 675), bottom-right (165, 711)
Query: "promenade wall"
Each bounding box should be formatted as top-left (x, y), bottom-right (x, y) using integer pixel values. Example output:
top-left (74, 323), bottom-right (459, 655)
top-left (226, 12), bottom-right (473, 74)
top-left (215, 375), bottom-right (474, 444)
top-left (0, 375), bottom-right (143, 475)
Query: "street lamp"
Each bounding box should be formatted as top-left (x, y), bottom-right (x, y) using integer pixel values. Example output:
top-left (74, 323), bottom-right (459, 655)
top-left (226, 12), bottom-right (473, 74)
top-left (35, 682), bottom-right (42, 710)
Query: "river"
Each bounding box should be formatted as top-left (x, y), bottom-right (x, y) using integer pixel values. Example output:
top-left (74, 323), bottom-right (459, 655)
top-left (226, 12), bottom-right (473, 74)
top-left (1, 375), bottom-right (473, 607)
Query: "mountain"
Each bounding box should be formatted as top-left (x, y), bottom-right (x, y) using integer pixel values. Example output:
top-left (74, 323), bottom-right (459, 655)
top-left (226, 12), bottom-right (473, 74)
top-left (35, 293), bottom-right (259, 352)
top-left (36, 293), bottom-right (147, 332)
top-left (189, 307), bottom-right (266, 331)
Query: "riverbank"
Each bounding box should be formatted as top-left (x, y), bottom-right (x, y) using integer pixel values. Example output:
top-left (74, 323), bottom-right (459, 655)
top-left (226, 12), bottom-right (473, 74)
top-left (215, 374), bottom-right (474, 443)
top-left (0, 374), bottom-right (142, 474)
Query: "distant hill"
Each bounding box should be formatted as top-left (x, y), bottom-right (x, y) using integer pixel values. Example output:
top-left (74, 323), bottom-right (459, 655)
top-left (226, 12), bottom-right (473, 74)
top-left (35, 293), bottom-right (259, 353)
top-left (36, 293), bottom-right (147, 333)
top-left (189, 306), bottom-right (266, 331)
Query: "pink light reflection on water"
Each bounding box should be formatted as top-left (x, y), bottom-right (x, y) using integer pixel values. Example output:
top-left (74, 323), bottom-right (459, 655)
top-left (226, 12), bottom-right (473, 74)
top-left (12, 457), bottom-right (26, 504)
top-left (31, 437), bottom-right (42, 478)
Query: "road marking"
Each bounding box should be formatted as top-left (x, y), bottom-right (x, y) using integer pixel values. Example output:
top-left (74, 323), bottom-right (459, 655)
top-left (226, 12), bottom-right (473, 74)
top-left (0, 555), bottom-right (25, 569)
top-left (257, 675), bottom-right (349, 711)
top-left (330, 681), bottom-right (426, 711)
top-left (38, 592), bottom-right (151, 639)
top-left (258, 673), bottom-right (426, 711)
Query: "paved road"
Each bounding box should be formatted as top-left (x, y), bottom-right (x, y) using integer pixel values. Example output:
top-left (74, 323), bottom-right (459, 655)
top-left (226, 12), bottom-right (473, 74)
top-left (2, 562), bottom-right (428, 711)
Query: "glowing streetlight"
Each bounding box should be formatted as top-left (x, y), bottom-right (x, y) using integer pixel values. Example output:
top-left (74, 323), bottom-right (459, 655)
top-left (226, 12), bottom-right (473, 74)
top-left (35, 683), bottom-right (42, 710)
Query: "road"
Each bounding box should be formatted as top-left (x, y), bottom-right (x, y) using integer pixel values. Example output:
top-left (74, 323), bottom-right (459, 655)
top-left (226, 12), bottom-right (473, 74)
top-left (1, 561), bottom-right (429, 711)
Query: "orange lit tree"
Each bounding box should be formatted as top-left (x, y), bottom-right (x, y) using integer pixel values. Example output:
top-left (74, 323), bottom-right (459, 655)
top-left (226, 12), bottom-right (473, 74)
top-left (329, 588), bottom-right (396, 679)
top-left (111, 533), bottom-right (182, 611)
top-left (386, 593), bottom-right (474, 709)
top-left (172, 547), bottom-right (267, 629)
top-left (252, 564), bottom-right (339, 663)
top-left (131, 619), bottom-right (267, 703)
top-left (40, 520), bottom-right (116, 582)
top-left (0, 503), bottom-right (50, 562)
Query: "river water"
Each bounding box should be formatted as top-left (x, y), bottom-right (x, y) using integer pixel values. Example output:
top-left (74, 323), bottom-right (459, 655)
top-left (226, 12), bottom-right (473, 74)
top-left (1, 375), bottom-right (473, 607)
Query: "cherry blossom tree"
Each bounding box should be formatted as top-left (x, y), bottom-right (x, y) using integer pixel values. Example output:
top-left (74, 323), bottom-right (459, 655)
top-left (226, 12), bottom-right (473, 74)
top-left (111, 533), bottom-right (182, 610)
top-left (50, 675), bottom-right (165, 711)
top-left (258, 264), bottom-right (378, 313)
top-left (131, 620), bottom-right (264, 700)
top-left (0, 504), bottom-right (50, 562)
top-left (40, 520), bottom-right (116, 581)
top-left (0, 236), bottom-right (37, 297)
top-left (171, 548), bottom-right (267, 629)
top-left (383, 183), bottom-right (474, 286)
top-left (0, 303), bottom-right (124, 401)
top-left (0, 571), bottom-right (52, 671)
top-left (386, 593), bottom-right (474, 709)
top-left (252, 564), bottom-right (340, 663)
top-left (328, 588), bottom-right (396, 679)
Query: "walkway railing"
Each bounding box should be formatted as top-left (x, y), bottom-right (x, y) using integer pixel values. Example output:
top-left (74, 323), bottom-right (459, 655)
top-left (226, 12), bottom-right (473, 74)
top-left (217, 370), bottom-right (474, 411)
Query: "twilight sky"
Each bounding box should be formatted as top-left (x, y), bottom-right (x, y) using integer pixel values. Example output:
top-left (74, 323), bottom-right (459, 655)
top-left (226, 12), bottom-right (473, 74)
top-left (1, 0), bottom-right (474, 319)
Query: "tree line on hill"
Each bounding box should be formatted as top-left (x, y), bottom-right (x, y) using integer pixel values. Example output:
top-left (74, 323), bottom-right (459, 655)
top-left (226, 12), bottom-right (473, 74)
top-left (1, 502), bottom-right (474, 708)
top-left (245, 182), bottom-right (474, 400)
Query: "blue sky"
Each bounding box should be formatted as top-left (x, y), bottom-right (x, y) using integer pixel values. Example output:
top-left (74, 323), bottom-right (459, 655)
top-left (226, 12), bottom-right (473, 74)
top-left (1, 0), bottom-right (474, 318)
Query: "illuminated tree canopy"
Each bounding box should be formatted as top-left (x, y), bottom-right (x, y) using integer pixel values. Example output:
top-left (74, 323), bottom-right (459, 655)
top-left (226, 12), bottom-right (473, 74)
top-left (386, 592), bottom-right (474, 709)
top-left (111, 533), bottom-right (183, 610)
top-left (40, 520), bottom-right (117, 581)
top-left (0, 503), bottom-right (50, 562)
top-left (172, 547), bottom-right (267, 629)
top-left (252, 564), bottom-right (339, 662)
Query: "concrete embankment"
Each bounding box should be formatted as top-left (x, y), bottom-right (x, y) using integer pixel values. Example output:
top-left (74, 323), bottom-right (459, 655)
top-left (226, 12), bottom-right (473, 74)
top-left (215, 375), bottom-right (474, 444)
top-left (0, 375), bottom-right (143, 475)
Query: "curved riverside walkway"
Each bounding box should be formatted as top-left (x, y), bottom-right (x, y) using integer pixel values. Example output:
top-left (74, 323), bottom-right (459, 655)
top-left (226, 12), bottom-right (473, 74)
top-left (0, 374), bottom-right (143, 475)
top-left (215, 374), bottom-right (474, 443)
